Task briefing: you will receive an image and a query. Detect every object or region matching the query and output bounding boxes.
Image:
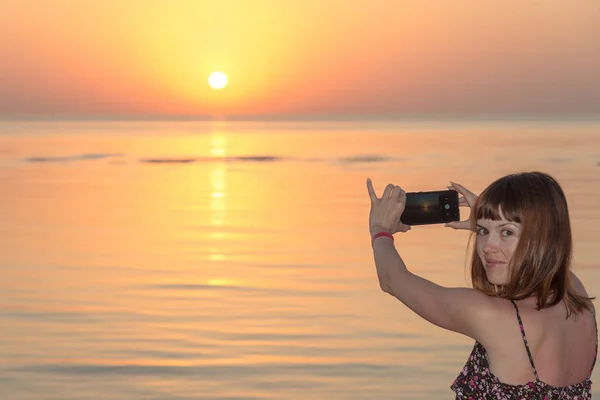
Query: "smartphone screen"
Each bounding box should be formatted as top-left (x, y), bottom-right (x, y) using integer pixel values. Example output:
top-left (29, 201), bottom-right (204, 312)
top-left (400, 190), bottom-right (460, 226)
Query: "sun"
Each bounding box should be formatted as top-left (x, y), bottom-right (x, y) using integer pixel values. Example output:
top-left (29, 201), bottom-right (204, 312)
top-left (208, 71), bottom-right (228, 90)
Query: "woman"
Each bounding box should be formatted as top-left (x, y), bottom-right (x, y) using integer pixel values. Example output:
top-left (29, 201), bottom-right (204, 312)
top-left (366, 171), bottom-right (597, 399)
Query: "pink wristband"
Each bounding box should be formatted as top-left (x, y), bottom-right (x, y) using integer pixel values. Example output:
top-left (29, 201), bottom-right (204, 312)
top-left (372, 231), bottom-right (394, 245)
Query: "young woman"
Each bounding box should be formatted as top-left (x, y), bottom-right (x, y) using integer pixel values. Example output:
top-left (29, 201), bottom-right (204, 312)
top-left (366, 171), bottom-right (597, 399)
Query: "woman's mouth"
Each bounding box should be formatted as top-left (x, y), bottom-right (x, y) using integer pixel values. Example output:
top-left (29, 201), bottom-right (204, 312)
top-left (485, 260), bottom-right (505, 268)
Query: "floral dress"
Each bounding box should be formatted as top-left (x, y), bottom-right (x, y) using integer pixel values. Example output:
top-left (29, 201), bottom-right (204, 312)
top-left (451, 300), bottom-right (597, 399)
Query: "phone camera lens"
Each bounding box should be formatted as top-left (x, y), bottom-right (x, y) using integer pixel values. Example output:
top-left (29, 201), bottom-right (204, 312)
top-left (444, 204), bottom-right (450, 210)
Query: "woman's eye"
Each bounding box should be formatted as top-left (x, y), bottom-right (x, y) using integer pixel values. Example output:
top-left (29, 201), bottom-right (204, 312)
top-left (477, 228), bottom-right (488, 236)
top-left (502, 230), bottom-right (514, 237)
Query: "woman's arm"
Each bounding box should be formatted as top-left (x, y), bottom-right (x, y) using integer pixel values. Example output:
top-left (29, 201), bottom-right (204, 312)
top-left (367, 179), bottom-right (498, 341)
top-left (372, 233), bottom-right (497, 341)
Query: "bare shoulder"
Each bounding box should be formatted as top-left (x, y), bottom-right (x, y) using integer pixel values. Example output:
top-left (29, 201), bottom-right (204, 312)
top-left (472, 295), bottom-right (520, 338)
top-left (570, 271), bottom-right (589, 296)
top-left (481, 295), bottom-right (597, 385)
top-left (461, 294), bottom-right (540, 354)
top-left (570, 271), bottom-right (595, 314)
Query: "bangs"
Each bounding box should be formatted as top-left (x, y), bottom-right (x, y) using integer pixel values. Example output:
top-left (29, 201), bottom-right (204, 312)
top-left (475, 178), bottom-right (522, 223)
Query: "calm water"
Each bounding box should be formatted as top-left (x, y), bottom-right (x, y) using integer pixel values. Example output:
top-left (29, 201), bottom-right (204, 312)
top-left (1, 119), bottom-right (599, 399)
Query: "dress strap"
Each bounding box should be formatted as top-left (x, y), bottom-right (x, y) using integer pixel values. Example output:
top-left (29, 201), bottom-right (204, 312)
top-left (509, 300), bottom-right (540, 381)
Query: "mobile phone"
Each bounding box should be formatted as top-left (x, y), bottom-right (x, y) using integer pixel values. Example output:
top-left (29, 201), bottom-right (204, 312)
top-left (400, 190), bottom-right (460, 226)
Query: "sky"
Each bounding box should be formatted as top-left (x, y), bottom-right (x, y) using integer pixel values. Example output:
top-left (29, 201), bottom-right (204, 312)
top-left (1, 0), bottom-right (599, 119)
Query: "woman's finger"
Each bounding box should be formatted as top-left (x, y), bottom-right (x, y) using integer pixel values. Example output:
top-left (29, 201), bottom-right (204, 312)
top-left (448, 186), bottom-right (468, 206)
top-left (398, 188), bottom-right (406, 204)
top-left (396, 222), bottom-right (411, 233)
top-left (383, 183), bottom-right (395, 198)
top-left (450, 182), bottom-right (478, 205)
top-left (444, 219), bottom-right (472, 230)
top-left (451, 182), bottom-right (476, 198)
top-left (394, 186), bottom-right (404, 201)
top-left (366, 178), bottom-right (378, 202)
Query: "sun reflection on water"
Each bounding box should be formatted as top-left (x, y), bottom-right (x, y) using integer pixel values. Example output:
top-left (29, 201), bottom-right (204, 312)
top-left (209, 131), bottom-right (228, 265)
top-left (209, 166), bottom-right (226, 226)
top-left (210, 132), bottom-right (227, 157)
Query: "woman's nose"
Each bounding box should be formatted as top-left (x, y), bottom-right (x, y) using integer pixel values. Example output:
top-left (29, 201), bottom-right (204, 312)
top-left (483, 235), bottom-right (501, 253)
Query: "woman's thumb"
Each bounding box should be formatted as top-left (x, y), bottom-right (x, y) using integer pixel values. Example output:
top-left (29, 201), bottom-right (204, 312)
top-left (445, 221), bottom-right (466, 230)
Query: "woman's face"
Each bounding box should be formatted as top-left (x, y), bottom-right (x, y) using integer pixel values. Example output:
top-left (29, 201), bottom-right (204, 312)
top-left (476, 214), bottom-right (522, 286)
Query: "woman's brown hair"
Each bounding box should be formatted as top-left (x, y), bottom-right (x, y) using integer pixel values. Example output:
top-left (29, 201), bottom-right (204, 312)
top-left (468, 171), bottom-right (594, 318)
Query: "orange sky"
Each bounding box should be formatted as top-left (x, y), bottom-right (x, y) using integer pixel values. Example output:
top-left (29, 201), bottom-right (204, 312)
top-left (1, 1), bottom-right (599, 119)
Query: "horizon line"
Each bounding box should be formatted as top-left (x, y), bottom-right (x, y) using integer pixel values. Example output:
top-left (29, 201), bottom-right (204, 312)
top-left (2, 112), bottom-right (600, 123)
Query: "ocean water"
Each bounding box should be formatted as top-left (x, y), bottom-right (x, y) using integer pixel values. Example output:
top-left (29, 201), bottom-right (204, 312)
top-left (1, 119), bottom-right (599, 399)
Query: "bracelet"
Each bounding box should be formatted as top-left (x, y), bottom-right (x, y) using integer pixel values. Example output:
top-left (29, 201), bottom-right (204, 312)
top-left (372, 231), bottom-right (394, 245)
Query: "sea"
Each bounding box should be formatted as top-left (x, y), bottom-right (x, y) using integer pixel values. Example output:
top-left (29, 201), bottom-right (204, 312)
top-left (1, 118), bottom-right (599, 399)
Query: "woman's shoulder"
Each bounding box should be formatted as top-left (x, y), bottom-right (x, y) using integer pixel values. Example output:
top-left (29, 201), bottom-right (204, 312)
top-left (570, 271), bottom-right (589, 296)
top-left (474, 296), bottom-right (529, 348)
top-left (570, 271), bottom-right (596, 315)
top-left (478, 294), bottom-right (594, 354)
top-left (481, 295), bottom-right (597, 386)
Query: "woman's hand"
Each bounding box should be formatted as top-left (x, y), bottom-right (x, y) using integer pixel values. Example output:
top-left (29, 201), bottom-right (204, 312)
top-left (366, 178), bottom-right (411, 236)
top-left (445, 181), bottom-right (479, 231)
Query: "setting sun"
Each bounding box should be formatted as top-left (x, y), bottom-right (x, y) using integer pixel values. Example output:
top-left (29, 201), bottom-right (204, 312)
top-left (208, 72), bottom-right (228, 90)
